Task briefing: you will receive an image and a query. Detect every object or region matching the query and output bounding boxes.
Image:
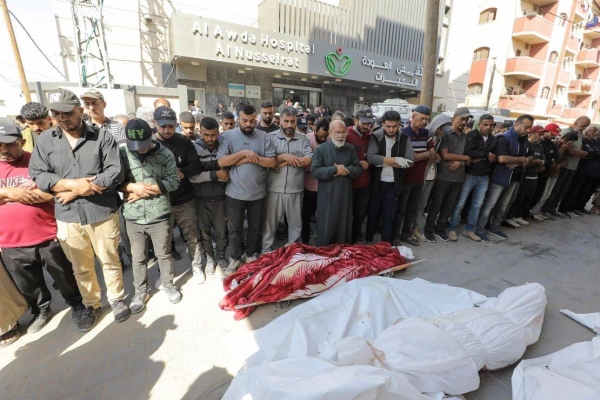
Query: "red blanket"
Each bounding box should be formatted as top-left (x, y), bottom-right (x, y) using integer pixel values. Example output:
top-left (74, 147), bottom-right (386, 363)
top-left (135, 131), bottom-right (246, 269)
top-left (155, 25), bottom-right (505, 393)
top-left (220, 242), bottom-right (406, 320)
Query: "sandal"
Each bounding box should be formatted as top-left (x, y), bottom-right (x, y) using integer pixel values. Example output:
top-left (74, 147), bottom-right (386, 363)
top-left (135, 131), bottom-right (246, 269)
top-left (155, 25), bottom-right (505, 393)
top-left (0, 324), bottom-right (21, 348)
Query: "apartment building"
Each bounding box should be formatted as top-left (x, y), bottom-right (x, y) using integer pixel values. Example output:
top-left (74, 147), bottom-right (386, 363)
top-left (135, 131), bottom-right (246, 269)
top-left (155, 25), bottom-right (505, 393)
top-left (457, 0), bottom-right (599, 124)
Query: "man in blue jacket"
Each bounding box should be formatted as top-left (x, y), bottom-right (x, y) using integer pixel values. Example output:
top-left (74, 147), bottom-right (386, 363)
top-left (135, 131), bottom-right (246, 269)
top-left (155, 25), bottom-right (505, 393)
top-left (474, 115), bottom-right (532, 242)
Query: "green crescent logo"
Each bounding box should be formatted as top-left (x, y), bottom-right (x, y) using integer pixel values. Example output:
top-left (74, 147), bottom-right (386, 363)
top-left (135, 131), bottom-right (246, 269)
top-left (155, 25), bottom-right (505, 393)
top-left (325, 52), bottom-right (352, 77)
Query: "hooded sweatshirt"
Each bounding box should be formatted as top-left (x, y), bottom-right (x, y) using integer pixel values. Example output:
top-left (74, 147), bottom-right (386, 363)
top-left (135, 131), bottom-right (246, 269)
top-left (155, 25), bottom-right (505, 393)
top-left (423, 114), bottom-right (452, 181)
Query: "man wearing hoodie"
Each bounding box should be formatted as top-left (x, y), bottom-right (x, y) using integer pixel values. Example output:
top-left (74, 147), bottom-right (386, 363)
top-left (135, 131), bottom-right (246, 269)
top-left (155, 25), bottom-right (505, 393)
top-left (120, 119), bottom-right (181, 313)
top-left (505, 125), bottom-right (546, 226)
top-left (474, 115), bottom-right (531, 242)
top-left (346, 106), bottom-right (374, 243)
top-left (424, 108), bottom-right (472, 243)
top-left (447, 114), bottom-right (497, 242)
top-left (412, 113), bottom-right (448, 239)
top-left (190, 117), bottom-right (229, 275)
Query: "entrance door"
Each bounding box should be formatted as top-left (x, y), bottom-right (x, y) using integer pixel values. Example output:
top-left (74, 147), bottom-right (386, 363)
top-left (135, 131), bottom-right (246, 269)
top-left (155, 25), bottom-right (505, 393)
top-left (273, 85), bottom-right (321, 112)
top-left (187, 89), bottom-right (206, 114)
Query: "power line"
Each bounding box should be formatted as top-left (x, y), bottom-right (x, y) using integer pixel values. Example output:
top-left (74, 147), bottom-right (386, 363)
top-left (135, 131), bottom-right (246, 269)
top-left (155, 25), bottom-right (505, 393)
top-left (7, 9), bottom-right (66, 79)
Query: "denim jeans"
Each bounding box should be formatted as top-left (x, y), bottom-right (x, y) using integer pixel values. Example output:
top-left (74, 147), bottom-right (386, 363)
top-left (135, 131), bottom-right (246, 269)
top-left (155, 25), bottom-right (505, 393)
top-left (475, 182), bottom-right (507, 235)
top-left (449, 174), bottom-right (489, 232)
top-left (490, 181), bottom-right (519, 231)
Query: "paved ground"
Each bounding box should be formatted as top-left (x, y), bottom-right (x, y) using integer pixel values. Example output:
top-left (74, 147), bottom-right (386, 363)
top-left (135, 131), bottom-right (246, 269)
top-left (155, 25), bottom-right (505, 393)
top-left (0, 213), bottom-right (598, 400)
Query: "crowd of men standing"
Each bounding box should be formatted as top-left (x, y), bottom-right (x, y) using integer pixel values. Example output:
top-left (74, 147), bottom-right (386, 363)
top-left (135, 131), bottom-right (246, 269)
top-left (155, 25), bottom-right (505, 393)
top-left (1, 88), bottom-right (599, 347)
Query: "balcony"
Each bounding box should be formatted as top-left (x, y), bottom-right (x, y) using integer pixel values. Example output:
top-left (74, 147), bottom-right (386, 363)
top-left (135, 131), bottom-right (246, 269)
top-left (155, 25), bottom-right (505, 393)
top-left (498, 96), bottom-right (536, 112)
top-left (505, 57), bottom-right (544, 80)
top-left (563, 107), bottom-right (588, 120)
top-left (557, 69), bottom-right (573, 87)
top-left (512, 14), bottom-right (552, 44)
top-left (565, 35), bottom-right (580, 55)
top-left (568, 79), bottom-right (596, 95)
top-left (576, 49), bottom-right (600, 67)
top-left (584, 15), bottom-right (600, 39)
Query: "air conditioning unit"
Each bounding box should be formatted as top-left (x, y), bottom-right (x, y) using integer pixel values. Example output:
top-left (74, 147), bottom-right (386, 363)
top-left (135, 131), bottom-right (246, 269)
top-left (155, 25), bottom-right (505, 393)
top-left (438, 104), bottom-right (447, 112)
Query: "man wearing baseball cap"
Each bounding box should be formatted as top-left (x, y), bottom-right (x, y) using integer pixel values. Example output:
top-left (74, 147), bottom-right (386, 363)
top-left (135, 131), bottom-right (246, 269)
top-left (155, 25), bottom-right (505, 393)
top-left (119, 119), bottom-right (181, 312)
top-left (152, 106), bottom-right (204, 285)
top-left (526, 123), bottom-right (560, 221)
top-left (81, 89), bottom-right (126, 146)
top-left (296, 116), bottom-right (309, 135)
top-left (347, 106), bottom-right (374, 243)
top-left (28, 88), bottom-right (128, 329)
top-left (0, 118), bottom-right (85, 336)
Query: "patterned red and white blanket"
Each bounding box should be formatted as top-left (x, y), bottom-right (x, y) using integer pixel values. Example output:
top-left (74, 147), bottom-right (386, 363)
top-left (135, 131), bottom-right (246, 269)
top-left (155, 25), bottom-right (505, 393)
top-left (220, 242), bottom-right (406, 320)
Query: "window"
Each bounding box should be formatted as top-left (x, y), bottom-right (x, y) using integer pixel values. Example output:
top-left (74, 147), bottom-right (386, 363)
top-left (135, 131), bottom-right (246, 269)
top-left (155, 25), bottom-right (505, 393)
top-left (467, 84), bottom-right (483, 95)
top-left (593, 100), bottom-right (597, 110)
top-left (479, 8), bottom-right (497, 24)
top-left (560, 13), bottom-right (567, 27)
top-left (473, 47), bottom-right (490, 61)
top-left (516, 50), bottom-right (522, 57)
top-left (549, 51), bottom-right (558, 63)
top-left (541, 87), bottom-right (550, 99)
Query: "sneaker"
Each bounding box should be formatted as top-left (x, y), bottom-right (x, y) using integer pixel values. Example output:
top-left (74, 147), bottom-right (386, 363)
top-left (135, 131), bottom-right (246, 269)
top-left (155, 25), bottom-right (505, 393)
top-left (245, 253), bottom-right (259, 264)
top-left (549, 210), bottom-right (567, 219)
top-left (580, 209), bottom-right (592, 215)
top-left (28, 309), bottom-right (54, 334)
top-left (224, 259), bottom-right (241, 277)
top-left (130, 292), bottom-right (150, 314)
top-left (163, 283), bottom-right (182, 304)
top-left (532, 214), bottom-right (544, 222)
top-left (488, 229), bottom-right (508, 240)
top-left (205, 256), bottom-right (216, 275)
top-left (218, 259), bottom-right (228, 270)
top-left (505, 219), bottom-right (520, 228)
top-left (571, 210), bottom-right (583, 217)
top-left (424, 231), bottom-right (436, 243)
top-left (412, 227), bottom-right (427, 242)
top-left (447, 231), bottom-right (458, 242)
top-left (476, 231), bottom-right (490, 243)
top-left (514, 217), bottom-right (530, 226)
top-left (462, 231), bottom-right (481, 242)
top-left (77, 306), bottom-right (101, 332)
top-left (541, 211), bottom-right (555, 221)
top-left (171, 247), bottom-right (182, 261)
top-left (192, 266), bottom-right (206, 284)
top-left (434, 230), bottom-right (449, 242)
top-left (155, 274), bottom-right (163, 291)
top-left (111, 300), bottom-right (131, 323)
top-left (71, 304), bottom-right (86, 324)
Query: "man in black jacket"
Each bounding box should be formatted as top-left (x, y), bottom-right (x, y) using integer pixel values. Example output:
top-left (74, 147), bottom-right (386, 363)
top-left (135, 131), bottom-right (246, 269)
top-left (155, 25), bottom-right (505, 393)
top-left (448, 114), bottom-right (496, 242)
top-left (190, 117), bottom-right (229, 275)
top-left (527, 123), bottom-right (561, 220)
top-left (153, 107), bottom-right (204, 285)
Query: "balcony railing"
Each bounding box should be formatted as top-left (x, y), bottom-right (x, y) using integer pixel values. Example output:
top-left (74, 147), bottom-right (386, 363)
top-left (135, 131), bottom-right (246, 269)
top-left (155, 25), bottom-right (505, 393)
top-left (576, 49), bottom-right (600, 67)
top-left (505, 57), bottom-right (544, 80)
top-left (498, 96), bottom-right (536, 112)
top-left (568, 79), bottom-right (596, 95)
top-left (513, 14), bottom-right (552, 44)
top-left (563, 107), bottom-right (588, 120)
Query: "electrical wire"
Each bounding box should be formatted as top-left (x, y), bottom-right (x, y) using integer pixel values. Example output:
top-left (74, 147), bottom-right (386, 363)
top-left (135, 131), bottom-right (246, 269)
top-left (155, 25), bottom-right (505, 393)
top-left (7, 10), bottom-right (66, 79)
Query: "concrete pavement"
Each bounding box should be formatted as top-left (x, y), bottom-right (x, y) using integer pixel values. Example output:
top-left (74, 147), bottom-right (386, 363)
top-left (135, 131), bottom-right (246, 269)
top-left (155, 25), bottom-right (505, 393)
top-left (0, 213), bottom-right (598, 400)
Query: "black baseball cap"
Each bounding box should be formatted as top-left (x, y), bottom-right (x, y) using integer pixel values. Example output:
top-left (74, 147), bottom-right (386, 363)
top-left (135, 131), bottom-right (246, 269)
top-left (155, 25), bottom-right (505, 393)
top-left (413, 105), bottom-right (431, 116)
top-left (297, 116), bottom-right (308, 128)
top-left (0, 118), bottom-right (22, 143)
top-left (356, 106), bottom-right (374, 123)
top-left (47, 88), bottom-right (81, 112)
top-left (125, 119), bottom-right (153, 151)
top-left (153, 106), bottom-right (177, 127)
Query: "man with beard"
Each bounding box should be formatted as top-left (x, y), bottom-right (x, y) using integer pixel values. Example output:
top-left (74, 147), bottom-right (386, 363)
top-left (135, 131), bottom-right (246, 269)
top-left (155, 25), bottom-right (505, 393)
top-left (29, 88), bottom-right (127, 329)
top-left (395, 105), bottom-right (434, 246)
top-left (19, 102), bottom-right (54, 152)
top-left (424, 108), bottom-right (472, 243)
top-left (301, 118), bottom-right (329, 244)
top-left (217, 103), bottom-right (276, 276)
top-left (505, 125), bottom-right (546, 226)
top-left (179, 111), bottom-right (200, 140)
top-left (311, 120), bottom-right (362, 246)
top-left (151, 107), bottom-right (203, 284)
top-left (474, 115), bottom-right (531, 242)
top-left (365, 110), bottom-right (414, 244)
top-left (262, 107), bottom-right (313, 252)
top-left (448, 114), bottom-right (497, 242)
top-left (256, 101), bottom-right (279, 133)
top-left (346, 106), bottom-right (374, 243)
top-left (81, 89), bottom-right (126, 146)
top-left (190, 117), bottom-right (230, 274)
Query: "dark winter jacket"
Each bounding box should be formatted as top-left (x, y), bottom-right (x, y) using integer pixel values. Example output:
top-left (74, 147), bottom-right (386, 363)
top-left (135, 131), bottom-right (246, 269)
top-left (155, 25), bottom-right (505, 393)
top-left (464, 130), bottom-right (497, 176)
top-left (366, 129), bottom-right (414, 194)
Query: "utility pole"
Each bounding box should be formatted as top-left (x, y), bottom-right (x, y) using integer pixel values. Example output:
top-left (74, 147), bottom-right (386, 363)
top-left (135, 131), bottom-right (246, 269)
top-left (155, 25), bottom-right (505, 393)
top-left (420, 0), bottom-right (441, 110)
top-left (0, 0), bottom-right (31, 102)
top-left (485, 57), bottom-right (497, 111)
